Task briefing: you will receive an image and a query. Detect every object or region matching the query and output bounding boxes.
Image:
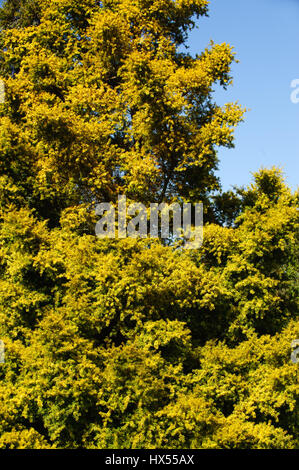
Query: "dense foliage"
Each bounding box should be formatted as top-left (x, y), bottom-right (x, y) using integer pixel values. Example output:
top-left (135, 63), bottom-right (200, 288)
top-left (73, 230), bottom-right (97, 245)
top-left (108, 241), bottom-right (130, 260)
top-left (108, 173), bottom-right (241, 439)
top-left (0, 0), bottom-right (298, 449)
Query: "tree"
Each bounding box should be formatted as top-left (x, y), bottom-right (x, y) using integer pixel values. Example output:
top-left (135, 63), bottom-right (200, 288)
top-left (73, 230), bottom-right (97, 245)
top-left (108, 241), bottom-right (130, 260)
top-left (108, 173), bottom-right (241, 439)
top-left (0, 0), bottom-right (244, 223)
top-left (0, 0), bottom-right (298, 449)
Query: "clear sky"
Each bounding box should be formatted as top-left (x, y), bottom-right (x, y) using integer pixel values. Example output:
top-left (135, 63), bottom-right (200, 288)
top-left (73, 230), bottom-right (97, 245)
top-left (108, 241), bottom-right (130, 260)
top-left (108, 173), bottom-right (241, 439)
top-left (187, 0), bottom-right (299, 192)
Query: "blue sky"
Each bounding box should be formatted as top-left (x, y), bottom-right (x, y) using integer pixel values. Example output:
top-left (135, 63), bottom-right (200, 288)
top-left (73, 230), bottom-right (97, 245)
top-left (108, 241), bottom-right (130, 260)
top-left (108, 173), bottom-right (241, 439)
top-left (187, 0), bottom-right (299, 192)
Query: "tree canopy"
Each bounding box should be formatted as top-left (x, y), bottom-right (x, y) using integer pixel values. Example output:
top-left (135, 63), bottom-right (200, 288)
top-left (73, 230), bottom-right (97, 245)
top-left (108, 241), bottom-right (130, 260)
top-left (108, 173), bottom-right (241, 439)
top-left (0, 0), bottom-right (298, 449)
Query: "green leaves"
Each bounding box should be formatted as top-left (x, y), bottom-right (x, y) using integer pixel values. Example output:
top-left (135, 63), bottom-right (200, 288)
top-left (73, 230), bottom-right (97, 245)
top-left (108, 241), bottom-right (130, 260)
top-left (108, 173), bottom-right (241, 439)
top-left (0, 0), bottom-right (297, 450)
